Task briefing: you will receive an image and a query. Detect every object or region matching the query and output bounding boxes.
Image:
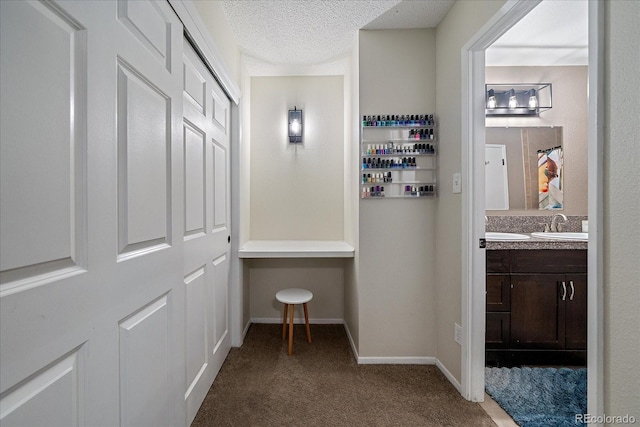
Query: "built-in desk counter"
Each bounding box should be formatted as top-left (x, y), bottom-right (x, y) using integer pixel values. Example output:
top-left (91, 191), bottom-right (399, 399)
top-left (238, 240), bottom-right (355, 259)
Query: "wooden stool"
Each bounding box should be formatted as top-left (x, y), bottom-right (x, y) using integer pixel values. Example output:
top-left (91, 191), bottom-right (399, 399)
top-left (275, 288), bottom-right (313, 355)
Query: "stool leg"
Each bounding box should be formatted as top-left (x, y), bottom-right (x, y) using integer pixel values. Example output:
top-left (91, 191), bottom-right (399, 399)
top-left (281, 304), bottom-right (288, 340)
top-left (303, 303), bottom-right (312, 343)
top-left (288, 304), bottom-right (294, 355)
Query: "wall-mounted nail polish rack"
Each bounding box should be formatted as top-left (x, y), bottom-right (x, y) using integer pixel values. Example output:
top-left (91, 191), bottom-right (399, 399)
top-left (361, 114), bottom-right (438, 199)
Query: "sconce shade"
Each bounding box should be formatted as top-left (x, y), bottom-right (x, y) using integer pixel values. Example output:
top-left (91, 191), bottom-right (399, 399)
top-left (288, 107), bottom-right (303, 143)
top-left (487, 89), bottom-right (497, 109)
top-left (485, 84), bottom-right (552, 116)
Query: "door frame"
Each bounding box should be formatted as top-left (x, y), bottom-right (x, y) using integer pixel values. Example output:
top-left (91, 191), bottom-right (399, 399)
top-left (460, 0), bottom-right (604, 419)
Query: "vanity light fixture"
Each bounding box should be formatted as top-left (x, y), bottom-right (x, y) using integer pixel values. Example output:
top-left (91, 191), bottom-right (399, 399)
top-left (485, 83), bottom-right (552, 116)
top-left (288, 106), bottom-right (303, 143)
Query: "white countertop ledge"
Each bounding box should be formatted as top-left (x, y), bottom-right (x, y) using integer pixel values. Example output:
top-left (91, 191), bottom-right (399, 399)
top-left (238, 240), bottom-right (355, 258)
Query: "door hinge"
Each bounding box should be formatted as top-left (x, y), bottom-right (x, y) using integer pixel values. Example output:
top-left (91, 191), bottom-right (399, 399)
top-left (479, 238), bottom-right (486, 248)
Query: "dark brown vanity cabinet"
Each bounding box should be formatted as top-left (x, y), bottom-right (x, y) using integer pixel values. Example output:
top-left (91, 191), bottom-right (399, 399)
top-left (486, 249), bottom-right (587, 367)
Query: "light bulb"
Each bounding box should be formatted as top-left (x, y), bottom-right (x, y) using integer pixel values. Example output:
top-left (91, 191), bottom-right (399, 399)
top-left (508, 89), bottom-right (517, 109)
top-left (528, 89), bottom-right (538, 110)
top-left (291, 120), bottom-right (300, 134)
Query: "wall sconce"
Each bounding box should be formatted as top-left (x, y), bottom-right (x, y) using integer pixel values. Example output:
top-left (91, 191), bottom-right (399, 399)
top-left (485, 84), bottom-right (552, 116)
top-left (288, 107), bottom-right (302, 143)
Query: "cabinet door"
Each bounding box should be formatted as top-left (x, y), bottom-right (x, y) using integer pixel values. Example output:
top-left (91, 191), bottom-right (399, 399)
top-left (511, 274), bottom-right (566, 349)
top-left (487, 274), bottom-right (510, 311)
top-left (565, 274), bottom-right (587, 350)
top-left (486, 312), bottom-right (510, 348)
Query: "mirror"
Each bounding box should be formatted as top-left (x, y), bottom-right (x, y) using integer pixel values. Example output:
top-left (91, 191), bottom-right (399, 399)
top-left (486, 127), bottom-right (563, 211)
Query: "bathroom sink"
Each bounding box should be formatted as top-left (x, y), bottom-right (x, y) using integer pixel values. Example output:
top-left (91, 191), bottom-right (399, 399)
top-left (485, 232), bottom-right (531, 241)
top-left (531, 232), bottom-right (588, 241)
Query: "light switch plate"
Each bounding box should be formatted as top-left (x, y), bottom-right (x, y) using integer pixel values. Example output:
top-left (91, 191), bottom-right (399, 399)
top-left (453, 172), bottom-right (462, 193)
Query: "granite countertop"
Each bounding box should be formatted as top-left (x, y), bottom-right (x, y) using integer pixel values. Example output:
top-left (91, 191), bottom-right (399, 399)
top-left (486, 234), bottom-right (587, 250)
top-left (486, 215), bottom-right (588, 250)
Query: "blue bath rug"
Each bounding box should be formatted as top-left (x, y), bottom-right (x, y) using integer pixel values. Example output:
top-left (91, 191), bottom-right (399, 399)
top-left (485, 367), bottom-right (587, 427)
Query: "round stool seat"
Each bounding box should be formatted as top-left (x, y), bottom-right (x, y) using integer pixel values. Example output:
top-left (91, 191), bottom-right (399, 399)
top-left (276, 288), bottom-right (313, 305)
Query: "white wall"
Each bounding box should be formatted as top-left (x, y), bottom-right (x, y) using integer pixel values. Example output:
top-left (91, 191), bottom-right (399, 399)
top-left (250, 76), bottom-right (344, 240)
top-left (344, 34), bottom-right (361, 352)
top-left (247, 75), bottom-right (346, 322)
top-left (486, 66), bottom-right (588, 215)
top-left (434, 0), bottom-right (507, 382)
top-left (357, 29), bottom-right (437, 358)
top-left (604, 0), bottom-right (640, 418)
top-left (248, 259), bottom-right (344, 322)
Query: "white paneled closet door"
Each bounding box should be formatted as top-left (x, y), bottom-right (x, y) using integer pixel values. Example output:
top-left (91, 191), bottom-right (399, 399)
top-left (0, 1), bottom-right (188, 426)
top-left (182, 40), bottom-right (232, 425)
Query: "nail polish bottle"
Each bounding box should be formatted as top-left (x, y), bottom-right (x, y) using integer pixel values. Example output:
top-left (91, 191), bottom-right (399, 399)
top-left (387, 171), bottom-right (392, 183)
top-left (429, 129), bottom-right (434, 140)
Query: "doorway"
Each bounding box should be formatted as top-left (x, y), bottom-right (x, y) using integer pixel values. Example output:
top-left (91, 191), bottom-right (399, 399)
top-left (460, 0), bottom-right (603, 418)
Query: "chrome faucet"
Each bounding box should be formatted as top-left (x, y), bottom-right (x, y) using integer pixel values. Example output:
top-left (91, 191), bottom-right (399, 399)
top-left (550, 213), bottom-right (568, 232)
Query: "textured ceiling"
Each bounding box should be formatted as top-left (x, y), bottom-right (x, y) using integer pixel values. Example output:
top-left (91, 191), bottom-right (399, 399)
top-left (363, 0), bottom-right (455, 30)
top-left (221, 0), bottom-right (454, 69)
top-left (218, 0), bottom-right (587, 74)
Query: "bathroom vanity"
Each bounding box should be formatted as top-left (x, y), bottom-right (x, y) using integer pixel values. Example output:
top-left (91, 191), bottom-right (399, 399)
top-left (486, 245), bottom-right (587, 367)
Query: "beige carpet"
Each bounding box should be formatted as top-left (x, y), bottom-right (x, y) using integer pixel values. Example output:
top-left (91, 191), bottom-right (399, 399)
top-left (192, 324), bottom-right (496, 426)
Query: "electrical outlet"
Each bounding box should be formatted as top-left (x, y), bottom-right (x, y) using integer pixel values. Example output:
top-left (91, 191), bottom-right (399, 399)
top-left (454, 323), bottom-right (462, 345)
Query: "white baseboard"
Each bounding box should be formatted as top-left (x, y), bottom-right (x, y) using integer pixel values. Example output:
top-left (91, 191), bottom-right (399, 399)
top-left (250, 317), bottom-right (344, 325)
top-left (436, 358), bottom-right (462, 393)
top-left (343, 322), bottom-right (359, 361)
top-left (357, 356), bottom-right (436, 365)
top-left (241, 320), bottom-right (251, 340)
